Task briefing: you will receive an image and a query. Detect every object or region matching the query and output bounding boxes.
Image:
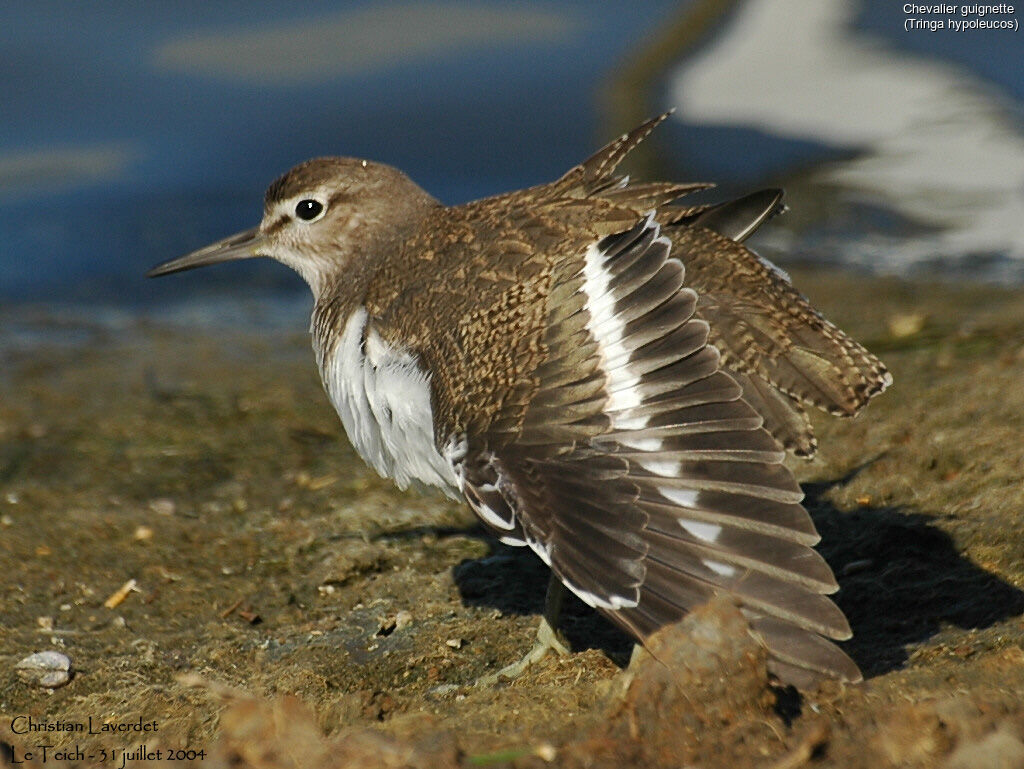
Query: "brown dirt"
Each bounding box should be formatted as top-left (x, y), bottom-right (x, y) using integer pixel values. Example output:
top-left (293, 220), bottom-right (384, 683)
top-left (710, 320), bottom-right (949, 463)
top-left (2, 269), bottom-right (1023, 768)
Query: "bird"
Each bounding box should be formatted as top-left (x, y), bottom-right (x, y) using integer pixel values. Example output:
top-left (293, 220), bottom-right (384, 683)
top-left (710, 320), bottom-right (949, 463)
top-left (148, 114), bottom-right (890, 687)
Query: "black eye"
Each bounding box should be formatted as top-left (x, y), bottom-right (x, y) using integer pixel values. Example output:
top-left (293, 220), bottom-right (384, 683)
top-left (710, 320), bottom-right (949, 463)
top-left (295, 199), bottom-right (324, 221)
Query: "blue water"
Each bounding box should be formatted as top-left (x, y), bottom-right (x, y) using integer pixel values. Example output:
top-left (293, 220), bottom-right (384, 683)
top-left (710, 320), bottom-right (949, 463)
top-left (1, 0), bottom-right (1021, 310)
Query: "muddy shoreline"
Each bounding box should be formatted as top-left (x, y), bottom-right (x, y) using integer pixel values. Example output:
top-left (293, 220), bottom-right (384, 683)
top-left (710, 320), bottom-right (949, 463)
top-left (2, 269), bottom-right (1023, 768)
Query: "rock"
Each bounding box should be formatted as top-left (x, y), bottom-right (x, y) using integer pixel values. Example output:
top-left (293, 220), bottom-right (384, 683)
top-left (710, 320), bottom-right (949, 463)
top-left (563, 598), bottom-right (776, 767)
top-left (15, 650), bottom-right (72, 688)
top-left (208, 694), bottom-right (460, 769)
top-left (944, 724), bottom-right (1024, 769)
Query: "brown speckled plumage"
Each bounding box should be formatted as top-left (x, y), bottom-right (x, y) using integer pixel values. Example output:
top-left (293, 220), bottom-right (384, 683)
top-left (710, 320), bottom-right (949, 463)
top-left (149, 114), bottom-right (890, 687)
top-left (301, 119), bottom-right (887, 458)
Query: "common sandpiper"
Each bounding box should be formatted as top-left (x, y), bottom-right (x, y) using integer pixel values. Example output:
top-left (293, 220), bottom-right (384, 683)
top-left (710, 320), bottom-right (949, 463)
top-left (148, 114), bottom-right (890, 686)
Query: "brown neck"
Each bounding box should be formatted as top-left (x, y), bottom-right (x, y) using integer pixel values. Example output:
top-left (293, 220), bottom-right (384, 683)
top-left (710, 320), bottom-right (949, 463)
top-left (310, 192), bottom-right (440, 355)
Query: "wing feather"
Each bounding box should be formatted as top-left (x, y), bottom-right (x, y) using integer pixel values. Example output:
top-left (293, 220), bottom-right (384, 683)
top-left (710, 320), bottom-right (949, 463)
top-left (393, 116), bottom-right (890, 685)
top-left (673, 225), bottom-right (891, 434)
top-left (447, 213), bottom-right (860, 683)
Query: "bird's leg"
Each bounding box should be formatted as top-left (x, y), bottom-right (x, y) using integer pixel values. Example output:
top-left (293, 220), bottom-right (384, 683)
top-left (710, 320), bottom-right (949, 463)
top-left (476, 572), bottom-right (571, 686)
top-left (536, 571), bottom-right (572, 657)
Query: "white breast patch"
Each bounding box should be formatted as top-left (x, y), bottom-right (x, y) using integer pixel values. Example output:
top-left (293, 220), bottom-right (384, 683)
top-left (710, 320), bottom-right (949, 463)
top-left (319, 307), bottom-right (461, 498)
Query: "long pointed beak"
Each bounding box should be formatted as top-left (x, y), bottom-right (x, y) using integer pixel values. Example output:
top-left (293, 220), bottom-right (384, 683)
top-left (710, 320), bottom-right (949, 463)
top-left (146, 226), bottom-right (266, 277)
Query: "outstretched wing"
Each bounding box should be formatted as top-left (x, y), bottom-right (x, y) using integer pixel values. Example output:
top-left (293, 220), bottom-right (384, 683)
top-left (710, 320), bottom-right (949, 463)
top-left (677, 222), bottom-right (891, 410)
top-left (545, 111), bottom-right (711, 204)
top-left (548, 118), bottom-right (890, 457)
top-left (450, 215), bottom-right (860, 685)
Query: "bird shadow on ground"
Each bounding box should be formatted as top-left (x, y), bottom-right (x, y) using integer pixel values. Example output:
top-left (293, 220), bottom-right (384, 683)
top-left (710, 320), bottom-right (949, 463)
top-left (805, 478), bottom-right (1024, 678)
top-left (452, 543), bottom-right (637, 665)
top-left (448, 475), bottom-right (1024, 679)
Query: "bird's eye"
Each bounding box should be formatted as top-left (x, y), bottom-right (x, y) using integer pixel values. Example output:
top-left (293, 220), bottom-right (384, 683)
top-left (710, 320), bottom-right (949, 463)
top-left (295, 199), bottom-right (325, 221)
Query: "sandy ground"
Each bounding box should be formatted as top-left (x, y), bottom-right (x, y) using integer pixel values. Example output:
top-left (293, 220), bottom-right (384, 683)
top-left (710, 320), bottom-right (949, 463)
top-left (1, 269), bottom-right (1023, 768)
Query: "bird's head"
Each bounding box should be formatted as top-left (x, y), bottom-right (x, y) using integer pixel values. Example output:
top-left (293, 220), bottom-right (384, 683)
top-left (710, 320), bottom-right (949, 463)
top-left (147, 157), bottom-right (437, 296)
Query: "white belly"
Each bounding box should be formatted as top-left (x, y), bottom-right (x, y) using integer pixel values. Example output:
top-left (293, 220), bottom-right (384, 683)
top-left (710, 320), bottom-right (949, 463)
top-left (318, 307), bottom-right (461, 498)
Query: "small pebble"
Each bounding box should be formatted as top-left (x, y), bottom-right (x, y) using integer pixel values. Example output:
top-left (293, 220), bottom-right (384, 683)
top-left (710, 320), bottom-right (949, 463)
top-left (16, 651), bottom-right (72, 689)
top-left (133, 525), bottom-right (154, 542)
top-left (887, 312), bottom-right (926, 338)
top-left (0, 514), bottom-right (13, 526)
top-left (395, 610), bottom-right (413, 630)
top-left (427, 683), bottom-right (460, 697)
top-left (445, 638), bottom-right (464, 650)
top-left (534, 744), bottom-right (557, 762)
top-left (149, 498), bottom-right (176, 516)
top-left (103, 578), bottom-right (139, 609)
top-left (306, 474), bottom-right (337, 491)
top-left (36, 616), bottom-right (54, 631)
